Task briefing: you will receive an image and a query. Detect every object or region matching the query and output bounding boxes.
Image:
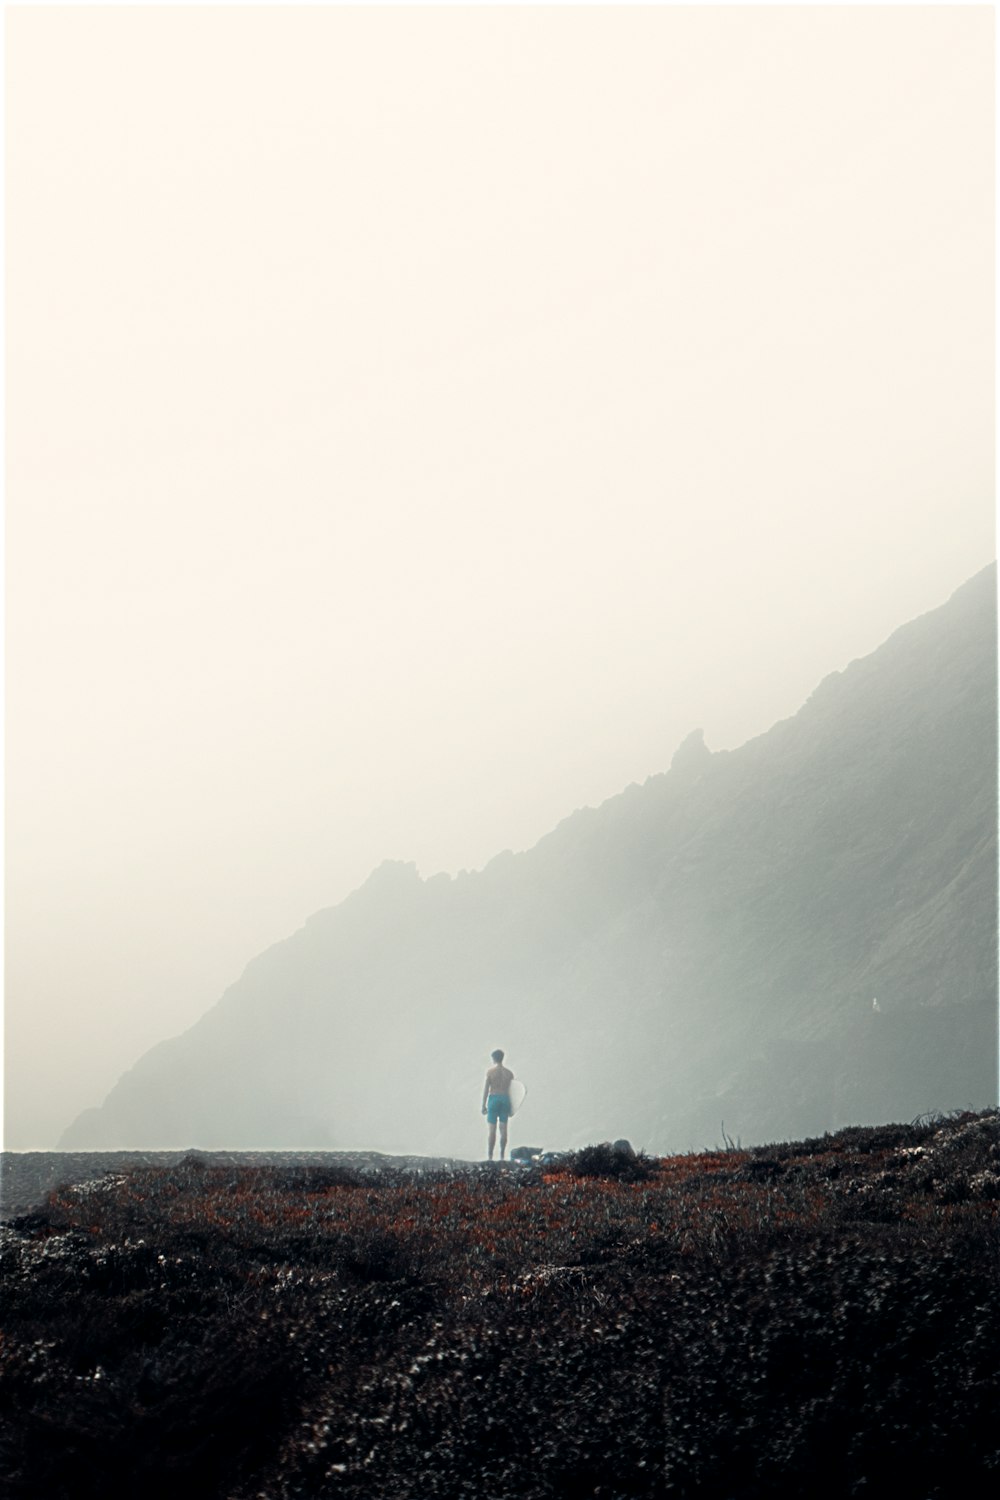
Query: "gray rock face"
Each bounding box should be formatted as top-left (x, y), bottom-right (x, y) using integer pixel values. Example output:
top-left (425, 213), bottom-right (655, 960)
top-left (61, 566), bottom-right (998, 1154)
top-left (669, 728), bottom-right (711, 778)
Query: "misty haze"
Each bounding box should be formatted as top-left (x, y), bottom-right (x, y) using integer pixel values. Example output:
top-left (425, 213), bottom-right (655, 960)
top-left (5, 8), bottom-right (996, 1159)
top-left (55, 567), bottom-right (998, 1161)
top-left (4, 9), bottom-right (999, 1498)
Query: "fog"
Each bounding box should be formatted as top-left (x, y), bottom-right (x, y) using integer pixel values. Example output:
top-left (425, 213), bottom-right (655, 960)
top-left (4, 6), bottom-right (994, 1149)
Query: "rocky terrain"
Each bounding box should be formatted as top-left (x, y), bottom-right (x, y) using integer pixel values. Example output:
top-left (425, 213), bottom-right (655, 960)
top-left (0, 1151), bottom-right (465, 1222)
top-left (3, 1110), bottom-right (998, 1498)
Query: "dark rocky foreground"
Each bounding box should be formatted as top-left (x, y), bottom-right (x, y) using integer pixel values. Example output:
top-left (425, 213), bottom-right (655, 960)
top-left (0, 1151), bottom-right (465, 1221)
top-left (1, 1114), bottom-right (999, 1499)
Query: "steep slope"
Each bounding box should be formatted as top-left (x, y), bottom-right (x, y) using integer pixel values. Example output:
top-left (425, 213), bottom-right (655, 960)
top-left (62, 566), bottom-right (998, 1154)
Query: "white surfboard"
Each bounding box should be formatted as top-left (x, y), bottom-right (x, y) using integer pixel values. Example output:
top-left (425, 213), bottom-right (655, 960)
top-left (508, 1079), bottom-right (527, 1116)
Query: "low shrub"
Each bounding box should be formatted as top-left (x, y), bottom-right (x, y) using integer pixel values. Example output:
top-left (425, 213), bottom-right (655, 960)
top-left (560, 1141), bottom-right (658, 1182)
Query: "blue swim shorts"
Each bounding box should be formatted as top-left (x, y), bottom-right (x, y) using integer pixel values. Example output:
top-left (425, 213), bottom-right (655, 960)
top-left (486, 1094), bottom-right (511, 1125)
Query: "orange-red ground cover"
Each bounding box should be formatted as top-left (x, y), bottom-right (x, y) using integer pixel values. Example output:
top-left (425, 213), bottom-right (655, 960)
top-left (3, 1114), bottom-right (999, 1499)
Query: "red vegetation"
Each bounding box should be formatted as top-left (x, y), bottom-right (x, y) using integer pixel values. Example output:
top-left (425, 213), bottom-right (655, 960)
top-left (2, 1112), bottom-right (999, 1498)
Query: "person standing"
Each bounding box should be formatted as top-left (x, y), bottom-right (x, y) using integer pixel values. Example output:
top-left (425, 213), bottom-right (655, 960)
top-left (481, 1049), bottom-right (514, 1161)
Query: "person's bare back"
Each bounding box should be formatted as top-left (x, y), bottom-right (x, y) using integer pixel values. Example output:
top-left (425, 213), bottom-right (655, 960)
top-left (485, 1062), bottom-right (513, 1096)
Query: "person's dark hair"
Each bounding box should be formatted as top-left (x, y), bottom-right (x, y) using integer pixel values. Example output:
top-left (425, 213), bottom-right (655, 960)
top-left (491, 1049), bottom-right (505, 1062)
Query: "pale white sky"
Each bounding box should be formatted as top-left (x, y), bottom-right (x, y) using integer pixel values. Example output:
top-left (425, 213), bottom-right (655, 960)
top-left (5, 5), bottom-right (995, 1148)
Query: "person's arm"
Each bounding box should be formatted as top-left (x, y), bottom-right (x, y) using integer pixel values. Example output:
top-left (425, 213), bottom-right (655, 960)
top-left (482, 1074), bottom-right (490, 1113)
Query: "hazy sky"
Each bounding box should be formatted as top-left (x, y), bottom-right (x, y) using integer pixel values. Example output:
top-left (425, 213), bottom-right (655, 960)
top-left (5, 6), bottom-right (995, 1149)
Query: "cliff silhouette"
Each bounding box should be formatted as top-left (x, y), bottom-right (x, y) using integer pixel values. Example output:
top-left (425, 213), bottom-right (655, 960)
top-left (61, 565), bottom-right (998, 1153)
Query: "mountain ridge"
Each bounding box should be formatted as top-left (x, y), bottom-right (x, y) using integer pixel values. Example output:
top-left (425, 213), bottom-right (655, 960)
top-left (62, 565), bottom-right (999, 1155)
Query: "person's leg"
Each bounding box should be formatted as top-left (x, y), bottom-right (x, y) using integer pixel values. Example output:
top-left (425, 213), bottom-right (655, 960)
top-left (488, 1120), bottom-right (497, 1160)
top-left (499, 1118), bottom-right (508, 1160)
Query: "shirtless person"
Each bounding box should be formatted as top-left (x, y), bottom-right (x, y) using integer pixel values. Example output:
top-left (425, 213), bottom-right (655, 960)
top-left (481, 1049), bottom-right (515, 1162)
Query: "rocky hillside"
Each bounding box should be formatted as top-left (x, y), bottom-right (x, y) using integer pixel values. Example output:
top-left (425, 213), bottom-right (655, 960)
top-left (62, 566), bottom-right (998, 1154)
top-left (5, 1113), bottom-right (1000, 1498)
